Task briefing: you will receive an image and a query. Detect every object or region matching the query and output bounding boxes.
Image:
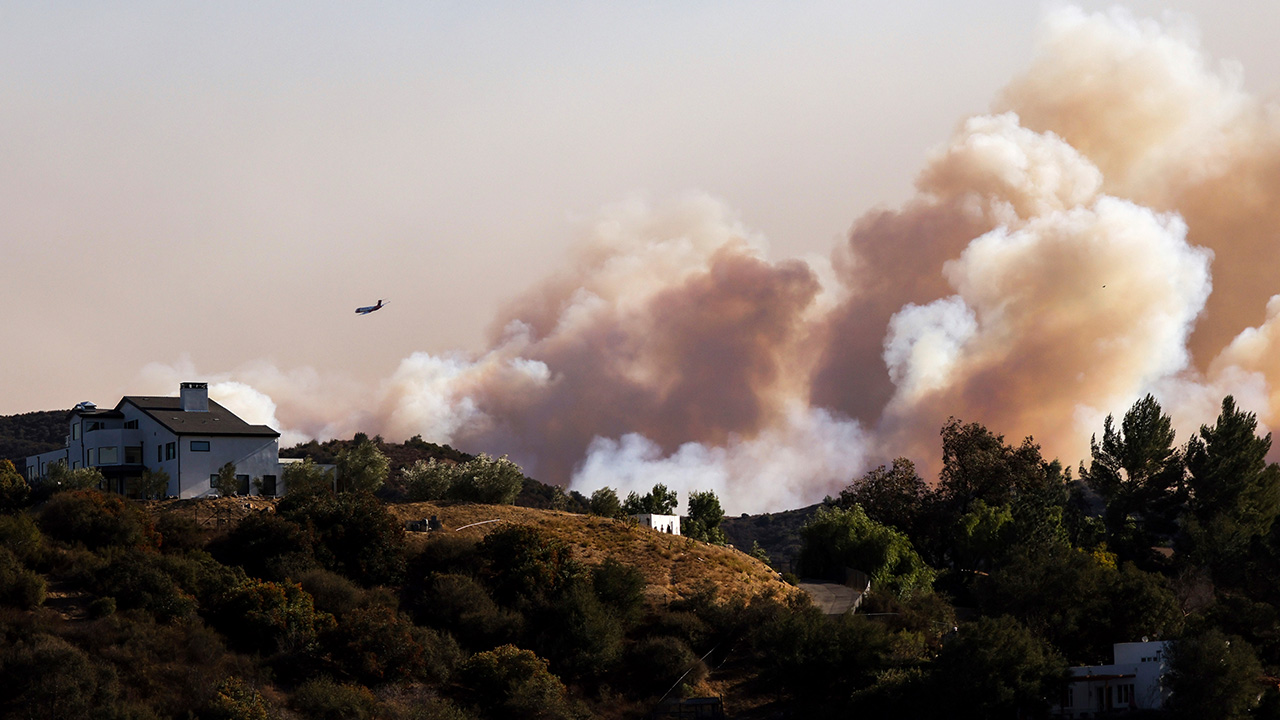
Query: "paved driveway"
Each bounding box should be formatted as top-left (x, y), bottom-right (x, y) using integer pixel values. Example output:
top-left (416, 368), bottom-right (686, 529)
top-left (798, 580), bottom-right (861, 616)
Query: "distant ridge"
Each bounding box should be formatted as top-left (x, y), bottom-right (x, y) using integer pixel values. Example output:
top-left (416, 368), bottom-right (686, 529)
top-left (0, 409), bottom-right (68, 470)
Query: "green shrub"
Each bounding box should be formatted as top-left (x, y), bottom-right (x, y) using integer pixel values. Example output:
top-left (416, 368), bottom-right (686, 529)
top-left (621, 636), bottom-right (702, 696)
top-left (417, 573), bottom-right (522, 649)
top-left (479, 525), bottom-right (581, 604)
top-left (209, 577), bottom-right (335, 657)
top-left (291, 678), bottom-right (379, 720)
top-left (88, 596), bottom-right (116, 618)
top-left (0, 514), bottom-right (43, 564)
top-left (0, 459), bottom-right (30, 513)
top-left (38, 490), bottom-right (158, 551)
top-left (96, 550), bottom-right (197, 622)
top-left (415, 626), bottom-right (464, 684)
top-left (459, 644), bottom-right (575, 720)
top-left (277, 491), bottom-right (405, 586)
top-left (0, 547), bottom-right (45, 609)
top-left (203, 677), bottom-right (276, 720)
top-left (592, 557), bottom-right (646, 621)
top-left (321, 605), bottom-right (425, 684)
top-left (0, 633), bottom-right (121, 719)
top-left (155, 511), bottom-right (204, 553)
top-left (299, 568), bottom-right (362, 617)
top-left (209, 512), bottom-right (315, 582)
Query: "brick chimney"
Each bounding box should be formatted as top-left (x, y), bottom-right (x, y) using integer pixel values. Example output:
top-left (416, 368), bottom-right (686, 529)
top-left (181, 382), bottom-right (209, 412)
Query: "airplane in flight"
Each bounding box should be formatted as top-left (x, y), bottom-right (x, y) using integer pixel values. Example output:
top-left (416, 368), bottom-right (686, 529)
top-left (355, 299), bottom-right (387, 315)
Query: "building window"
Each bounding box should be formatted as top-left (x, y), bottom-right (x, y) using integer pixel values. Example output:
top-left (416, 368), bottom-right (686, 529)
top-left (165, 442), bottom-right (176, 460)
top-left (157, 446), bottom-right (163, 463)
top-left (124, 446), bottom-right (142, 464)
top-left (99, 447), bottom-right (118, 465)
top-left (237, 474), bottom-right (250, 496)
top-left (190, 440), bottom-right (210, 452)
top-left (87, 421), bottom-right (102, 432)
top-left (124, 420), bottom-right (138, 429)
top-left (72, 423), bottom-right (81, 440)
top-left (87, 448), bottom-right (96, 465)
top-left (261, 475), bottom-right (277, 497)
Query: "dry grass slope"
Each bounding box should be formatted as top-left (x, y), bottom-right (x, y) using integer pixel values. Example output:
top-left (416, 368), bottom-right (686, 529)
top-left (391, 502), bottom-right (800, 604)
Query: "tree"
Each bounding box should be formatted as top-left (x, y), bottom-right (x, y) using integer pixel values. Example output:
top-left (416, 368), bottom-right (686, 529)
top-left (45, 461), bottom-right (104, 492)
top-left (621, 483), bottom-right (678, 515)
top-left (932, 615), bottom-right (1068, 720)
top-left (1165, 628), bottom-right (1264, 720)
top-left (684, 490), bottom-right (727, 544)
top-left (1184, 396), bottom-right (1280, 567)
top-left (588, 487), bottom-right (622, 519)
top-left (446, 454), bottom-right (525, 505)
top-left (0, 459), bottom-right (30, 513)
top-left (839, 457), bottom-right (927, 534)
top-left (798, 505), bottom-right (935, 599)
top-left (214, 462), bottom-right (240, 497)
top-left (938, 419), bottom-right (1065, 512)
top-left (402, 459), bottom-right (454, 501)
top-left (1080, 395), bottom-right (1184, 553)
top-left (136, 468), bottom-right (171, 500)
top-left (283, 458), bottom-right (335, 496)
top-left (336, 435), bottom-right (390, 494)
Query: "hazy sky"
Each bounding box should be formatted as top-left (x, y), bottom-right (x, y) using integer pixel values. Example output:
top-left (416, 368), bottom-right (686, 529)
top-left (2, 0), bottom-right (1264, 415)
top-left (7, 3), bottom-right (1280, 512)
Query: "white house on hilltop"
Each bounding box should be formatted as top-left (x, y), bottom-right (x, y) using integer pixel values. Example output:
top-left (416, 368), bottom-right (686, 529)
top-left (25, 382), bottom-right (285, 499)
top-left (1052, 640), bottom-right (1170, 717)
top-left (632, 513), bottom-right (680, 536)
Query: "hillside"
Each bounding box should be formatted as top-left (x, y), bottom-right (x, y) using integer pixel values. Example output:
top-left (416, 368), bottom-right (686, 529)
top-left (721, 503), bottom-right (822, 574)
top-left (386, 501), bottom-right (796, 604)
top-left (0, 409), bottom-right (67, 468)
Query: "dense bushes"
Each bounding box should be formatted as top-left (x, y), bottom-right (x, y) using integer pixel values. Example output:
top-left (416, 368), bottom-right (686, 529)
top-left (38, 490), bottom-right (157, 550)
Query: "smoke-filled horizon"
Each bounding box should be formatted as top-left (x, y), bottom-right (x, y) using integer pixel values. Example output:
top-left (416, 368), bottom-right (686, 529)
top-left (28, 7), bottom-right (1280, 514)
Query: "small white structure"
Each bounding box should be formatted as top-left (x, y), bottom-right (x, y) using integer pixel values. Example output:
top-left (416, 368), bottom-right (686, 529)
top-left (1053, 640), bottom-right (1170, 717)
top-left (632, 513), bottom-right (680, 535)
top-left (26, 382), bottom-right (286, 499)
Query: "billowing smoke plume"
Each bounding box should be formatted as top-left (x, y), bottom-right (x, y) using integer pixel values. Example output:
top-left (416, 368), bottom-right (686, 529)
top-left (141, 7), bottom-right (1280, 513)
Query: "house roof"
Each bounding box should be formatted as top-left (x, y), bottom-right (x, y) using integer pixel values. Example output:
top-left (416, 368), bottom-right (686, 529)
top-left (119, 396), bottom-right (280, 438)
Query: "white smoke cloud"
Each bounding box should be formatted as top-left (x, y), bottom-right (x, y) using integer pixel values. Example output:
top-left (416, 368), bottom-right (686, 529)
top-left (569, 402), bottom-right (867, 515)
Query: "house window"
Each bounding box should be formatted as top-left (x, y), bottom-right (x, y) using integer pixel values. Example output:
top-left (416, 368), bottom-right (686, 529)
top-left (237, 474), bottom-right (250, 496)
top-left (87, 448), bottom-right (96, 465)
top-left (99, 447), bottom-right (118, 465)
top-left (87, 421), bottom-right (102, 432)
top-left (72, 423), bottom-right (81, 440)
top-left (165, 442), bottom-right (176, 460)
top-left (124, 446), bottom-right (142, 464)
top-left (190, 440), bottom-right (210, 452)
top-left (124, 420), bottom-right (138, 429)
top-left (261, 475), bottom-right (277, 497)
top-left (157, 446), bottom-right (163, 463)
